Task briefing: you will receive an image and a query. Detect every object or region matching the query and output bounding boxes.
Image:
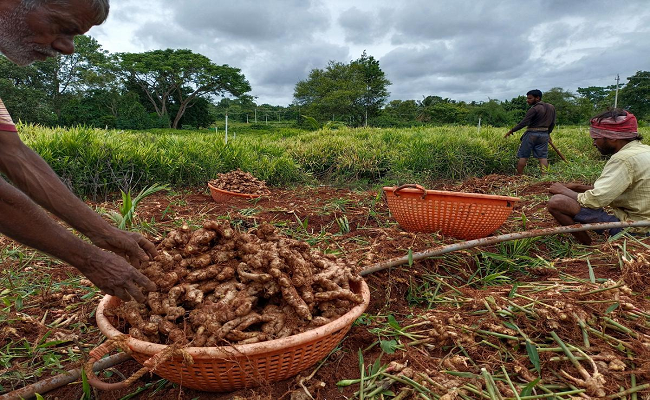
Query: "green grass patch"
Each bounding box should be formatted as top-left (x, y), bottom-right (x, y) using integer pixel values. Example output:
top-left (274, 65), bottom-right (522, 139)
top-left (19, 123), bottom-right (648, 198)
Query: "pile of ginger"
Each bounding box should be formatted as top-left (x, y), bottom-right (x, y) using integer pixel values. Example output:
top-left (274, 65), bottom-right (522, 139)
top-left (208, 169), bottom-right (271, 196)
top-left (106, 220), bottom-right (365, 346)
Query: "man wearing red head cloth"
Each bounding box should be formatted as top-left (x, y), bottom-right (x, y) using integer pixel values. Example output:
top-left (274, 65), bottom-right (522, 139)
top-left (547, 109), bottom-right (650, 245)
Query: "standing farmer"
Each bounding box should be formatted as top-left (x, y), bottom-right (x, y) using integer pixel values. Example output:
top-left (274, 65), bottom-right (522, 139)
top-left (504, 89), bottom-right (556, 175)
top-left (0, 0), bottom-right (157, 302)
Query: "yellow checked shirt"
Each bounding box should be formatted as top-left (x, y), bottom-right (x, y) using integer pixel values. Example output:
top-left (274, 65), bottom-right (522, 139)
top-left (0, 98), bottom-right (17, 132)
top-left (577, 140), bottom-right (650, 232)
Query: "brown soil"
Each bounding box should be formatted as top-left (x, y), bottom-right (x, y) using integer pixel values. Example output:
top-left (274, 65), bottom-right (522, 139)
top-left (1, 174), bottom-right (649, 399)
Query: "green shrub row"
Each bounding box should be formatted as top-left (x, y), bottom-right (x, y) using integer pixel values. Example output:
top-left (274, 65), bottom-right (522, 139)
top-left (18, 123), bottom-right (645, 199)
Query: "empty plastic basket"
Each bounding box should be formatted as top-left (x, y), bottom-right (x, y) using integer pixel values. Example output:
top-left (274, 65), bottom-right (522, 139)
top-left (383, 184), bottom-right (519, 239)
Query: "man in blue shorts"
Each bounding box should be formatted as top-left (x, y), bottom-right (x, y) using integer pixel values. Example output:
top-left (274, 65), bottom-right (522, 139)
top-left (547, 109), bottom-right (650, 245)
top-left (505, 89), bottom-right (556, 175)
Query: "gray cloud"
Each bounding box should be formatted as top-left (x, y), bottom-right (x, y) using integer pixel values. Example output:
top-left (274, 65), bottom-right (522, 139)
top-left (99, 0), bottom-right (650, 105)
top-left (246, 41), bottom-right (349, 105)
top-left (159, 0), bottom-right (329, 43)
top-left (338, 7), bottom-right (388, 45)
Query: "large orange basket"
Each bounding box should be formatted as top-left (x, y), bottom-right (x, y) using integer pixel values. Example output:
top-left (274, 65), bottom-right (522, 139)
top-left (383, 184), bottom-right (519, 240)
top-left (86, 279), bottom-right (370, 392)
top-left (207, 182), bottom-right (263, 202)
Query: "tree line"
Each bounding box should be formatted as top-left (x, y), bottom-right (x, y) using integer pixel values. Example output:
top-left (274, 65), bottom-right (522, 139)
top-left (1, 35), bottom-right (648, 130)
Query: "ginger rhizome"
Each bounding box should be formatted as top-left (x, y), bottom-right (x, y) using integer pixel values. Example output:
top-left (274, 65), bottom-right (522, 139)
top-left (106, 221), bottom-right (364, 346)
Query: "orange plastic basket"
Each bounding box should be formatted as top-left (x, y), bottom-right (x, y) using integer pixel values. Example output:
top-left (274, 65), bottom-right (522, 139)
top-left (207, 182), bottom-right (263, 202)
top-left (87, 280), bottom-right (370, 392)
top-left (383, 184), bottom-right (520, 240)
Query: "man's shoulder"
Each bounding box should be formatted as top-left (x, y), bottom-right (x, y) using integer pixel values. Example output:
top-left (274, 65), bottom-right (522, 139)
top-left (539, 101), bottom-right (555, 110)
top-left (611, 141), bottom-right (650, 164)
top-left (621, 141), bottom-right (650, 153)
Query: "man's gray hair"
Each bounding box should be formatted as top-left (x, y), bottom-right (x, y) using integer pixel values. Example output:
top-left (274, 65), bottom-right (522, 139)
top-left (20, 0), bottom-right (109, 24)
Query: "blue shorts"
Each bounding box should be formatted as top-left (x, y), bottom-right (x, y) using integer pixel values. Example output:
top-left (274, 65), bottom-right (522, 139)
top-left (517, 131), bottom-right (549, 159)
top-left (574, 207), bottom-right (622, 235)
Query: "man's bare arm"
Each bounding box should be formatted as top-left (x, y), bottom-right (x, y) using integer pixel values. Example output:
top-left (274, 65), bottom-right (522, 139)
top-left (563, 183), bottom-right (594, 193)
top-left (0, 178), bottom-right (154, 301)
top-left (0, 132), bottom-right (157, 266)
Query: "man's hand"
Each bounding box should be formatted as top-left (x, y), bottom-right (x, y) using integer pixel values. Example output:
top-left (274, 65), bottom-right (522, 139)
top-left (549, 182), bottom-right (579, 200)
top-left (504, 130), bottom-right (513, 138)
top-left (88, 227), bottom-right (158, 268)
top-left (0, 135), bottom-right (158, 302)
top-left (549, 182), bottom-right (568, 194)
top-left (77, 248), bottom-right (157, 303)
top-left (562, 183), bottom-right (594, 193)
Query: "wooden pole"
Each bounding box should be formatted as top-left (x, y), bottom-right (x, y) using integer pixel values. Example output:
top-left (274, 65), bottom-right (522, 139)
top-left (360, 221), bottom-right (650, 276)
top-left (549, 137), bottom-right (567, 161)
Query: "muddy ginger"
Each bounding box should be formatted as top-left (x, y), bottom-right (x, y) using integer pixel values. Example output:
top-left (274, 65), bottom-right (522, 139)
top-left (110, 221), bottom-right (363, 346)
top-left (208, 169), bottom-right (271, 196)
top-left (161, 223), bottom-right (192, 249)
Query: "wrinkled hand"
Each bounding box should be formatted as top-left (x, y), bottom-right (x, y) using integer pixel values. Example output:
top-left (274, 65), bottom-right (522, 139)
top-left (77, 249), bottom-right (156, 302)
top-left (549, 182), bottom-right (571, 195)
top-left (89, 227), bottom-right (158, 269)
top-left (563, 183), bottom-right (584, 191)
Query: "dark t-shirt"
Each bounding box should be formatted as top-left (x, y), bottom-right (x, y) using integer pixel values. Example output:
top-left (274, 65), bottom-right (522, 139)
top-left (511, 101), bottom-right (556, 134)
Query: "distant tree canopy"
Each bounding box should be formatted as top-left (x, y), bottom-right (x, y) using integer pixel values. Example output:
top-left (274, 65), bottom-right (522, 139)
top-left (0, 34), bottom-right (647, 130)
top-left (542, 87), bottom-right (592, 125)
top-left (0, 37), bottom-right (252, 129)
top-left (117, 49), bottom-right (251, 129)
top-left (620, 71), bottom-right (650, 120)
top-left (293, 51), bottom-right (390, 126)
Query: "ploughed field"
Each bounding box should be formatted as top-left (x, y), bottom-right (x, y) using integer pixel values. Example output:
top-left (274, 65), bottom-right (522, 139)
top-left (2, 174), bottom-right (650, 399)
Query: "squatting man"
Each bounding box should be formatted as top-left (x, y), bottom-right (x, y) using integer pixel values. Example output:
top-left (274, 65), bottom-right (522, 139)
top-left (547, 109), bottom-right (650, 245)
top-left (0, 0), bottom-right (157, 302)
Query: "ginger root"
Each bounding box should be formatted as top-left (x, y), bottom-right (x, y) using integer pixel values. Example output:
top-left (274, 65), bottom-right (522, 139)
top-left (111, 221), bottom-right (363, 346)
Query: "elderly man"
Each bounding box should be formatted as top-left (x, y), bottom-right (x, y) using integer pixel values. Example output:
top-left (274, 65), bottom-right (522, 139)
top-left (505, 89), bottom-right (556, 175)
top-left (547, 109), bottom-right (650, 245)
top-left (0, 0), bottom-right (156, 302)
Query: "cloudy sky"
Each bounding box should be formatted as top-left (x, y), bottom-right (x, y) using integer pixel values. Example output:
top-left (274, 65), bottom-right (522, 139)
top-left (90, 0), bottom-right (650, 106)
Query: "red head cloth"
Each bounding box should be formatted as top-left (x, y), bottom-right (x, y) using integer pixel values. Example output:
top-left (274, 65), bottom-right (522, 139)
top-left (590, 112), bottom-right (638, 140)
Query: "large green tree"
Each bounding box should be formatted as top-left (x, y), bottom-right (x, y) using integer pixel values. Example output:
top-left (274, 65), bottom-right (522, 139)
top-left (0, 35), bottom-right (109, 124)
top-left (620, 71), bottom-right (650, 120)
top-left (416, 97), bottom-right (470, 125)
top-left (117, 49), bottom-right (251, 129)
top-left (293, 52), bottom-right (390, 126)
top-left (383, 100), bottom-right (419, 121)
top-left (351, 51), bottom-right (390, 126)
top-left (542, 87), bottom-right (592, 125)
top-left (466, 100), bottom-right (509, 126)
top-left (577, 85), bottom-right (616, 112)
top-left (0, 56), bottom-right (57, 124)
top-left (36, 35), bottom-right (112, 119)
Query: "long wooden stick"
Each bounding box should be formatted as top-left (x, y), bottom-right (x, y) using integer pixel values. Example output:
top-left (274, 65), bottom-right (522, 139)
top-left (549, 137), bottom-right (567, 161)
top-left (360, 221), bottom-right (650, 276)
top-left (1, 353), bottom-right (131, 400)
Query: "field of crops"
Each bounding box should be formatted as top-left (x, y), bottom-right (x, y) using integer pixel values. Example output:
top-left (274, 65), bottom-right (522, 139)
top-left (18, 122), bottom-right (627, 198)
top-left (2, 124), bottom-right (650, 399)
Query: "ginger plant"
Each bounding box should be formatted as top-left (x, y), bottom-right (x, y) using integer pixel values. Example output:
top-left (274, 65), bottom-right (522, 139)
top-left (105, 183), bottom-right (169, 230)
